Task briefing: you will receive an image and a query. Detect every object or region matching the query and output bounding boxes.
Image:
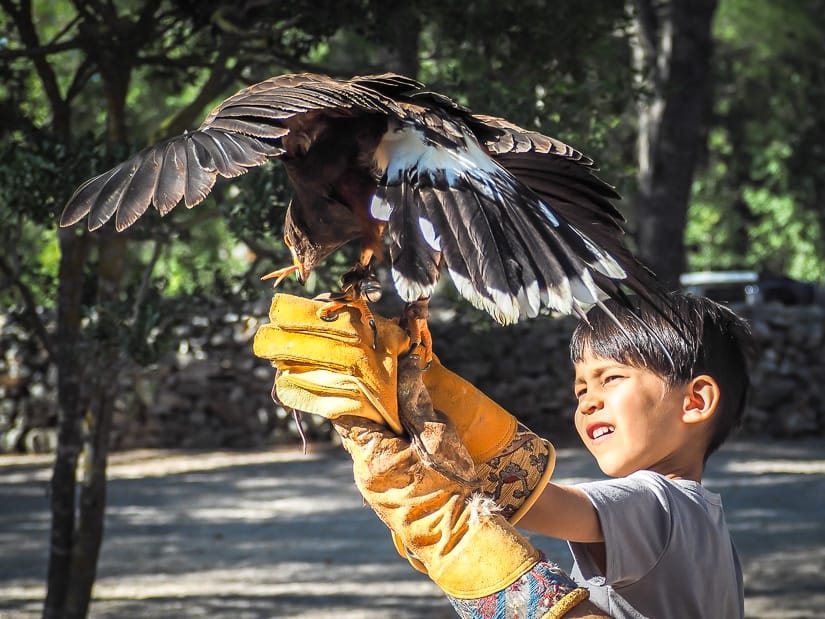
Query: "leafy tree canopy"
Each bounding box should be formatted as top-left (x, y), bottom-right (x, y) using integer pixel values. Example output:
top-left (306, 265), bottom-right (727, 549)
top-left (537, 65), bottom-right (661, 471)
top-left (2, 0), bottom-right (824, 318)
top-left (687, 0), bottom-right (825, 281)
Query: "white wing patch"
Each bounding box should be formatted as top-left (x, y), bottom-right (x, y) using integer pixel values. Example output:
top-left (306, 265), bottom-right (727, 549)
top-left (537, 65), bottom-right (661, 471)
top-left (573, 229), bottom-right (627, 279)
top-left (418, 216), bottom-right (441, 251)
top-left (569, 270), bottom-right (602, 305)
top-left (392, 270), bottom-right (436, 303)
top-left (376, 123), bottom-right (501, 184)
top-left (369, 194), bottom-right (392, 221)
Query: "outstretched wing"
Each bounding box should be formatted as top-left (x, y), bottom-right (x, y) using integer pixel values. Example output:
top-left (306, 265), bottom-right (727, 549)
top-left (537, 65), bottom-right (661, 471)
top-left (369, 103), bottom-right (663, 324)
top-left (476, 115), bottom-right (664, 311)
top-left (59, 73), bottom-right (423, 232)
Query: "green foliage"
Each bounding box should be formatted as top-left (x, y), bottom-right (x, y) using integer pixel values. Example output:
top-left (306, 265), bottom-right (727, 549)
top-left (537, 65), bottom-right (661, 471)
top-left (418, 0), bottom-right (634, 167)
top-left (135, 213), bottom-right (250, 297)
top-left (0, 134), bottom-right (102, 307)
top-left (687, 188), bottom-right (825, 280)
top-left (4, 0), bottom-right (825, 331)
top-left (688, 0), bottom-right (825, 282)
top-left (743, 187), bottom-right (823, 279)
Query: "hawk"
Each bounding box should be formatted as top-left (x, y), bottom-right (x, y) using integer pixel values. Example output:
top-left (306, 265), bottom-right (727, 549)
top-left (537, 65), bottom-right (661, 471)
top-left (61, 72), bottom-right (663, 360)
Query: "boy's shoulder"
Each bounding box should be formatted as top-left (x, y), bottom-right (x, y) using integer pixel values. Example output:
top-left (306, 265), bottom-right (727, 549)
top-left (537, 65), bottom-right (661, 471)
top-left (578, 470), bottom-right (721, 514)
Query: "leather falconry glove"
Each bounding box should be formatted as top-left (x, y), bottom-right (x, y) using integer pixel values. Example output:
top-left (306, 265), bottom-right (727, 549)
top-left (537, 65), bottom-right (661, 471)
top-left (329, 358), bottom-right (592, 618)
top-left (253, 292), bottom-right (408, 434)
top-left (254, 293), bottom-right (554, 520)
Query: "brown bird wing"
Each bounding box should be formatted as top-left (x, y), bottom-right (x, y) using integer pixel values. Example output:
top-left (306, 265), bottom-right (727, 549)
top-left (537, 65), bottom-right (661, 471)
top-left (472, 114), bottom-right (666, 308)
top-left (470, 114), bottom-right (622, 227)
top-left (59, 73), bottom-right (422, 233)
top-left (61, 71), bottom-right (667, 332)
top-left (370, 101), bottom-right (651, 324)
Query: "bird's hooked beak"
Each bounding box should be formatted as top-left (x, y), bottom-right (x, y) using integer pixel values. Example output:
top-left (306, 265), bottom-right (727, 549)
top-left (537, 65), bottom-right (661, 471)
top-left (289, 241), bottom-right (310, 285)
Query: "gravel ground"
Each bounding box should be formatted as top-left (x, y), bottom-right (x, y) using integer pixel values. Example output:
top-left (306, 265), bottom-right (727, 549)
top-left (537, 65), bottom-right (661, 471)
top-left (1, 438), bottom-right (824, 619)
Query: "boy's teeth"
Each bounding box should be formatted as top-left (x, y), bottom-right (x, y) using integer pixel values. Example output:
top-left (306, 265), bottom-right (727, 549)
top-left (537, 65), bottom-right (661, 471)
top-left (593, 426), bottom-right (614, 439)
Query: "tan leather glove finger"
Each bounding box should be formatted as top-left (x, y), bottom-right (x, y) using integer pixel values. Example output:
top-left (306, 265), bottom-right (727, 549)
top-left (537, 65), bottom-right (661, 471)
top-left (273, 369), bottom-right (400, 432)
top-left (253, 294), bottom-right (411, 432)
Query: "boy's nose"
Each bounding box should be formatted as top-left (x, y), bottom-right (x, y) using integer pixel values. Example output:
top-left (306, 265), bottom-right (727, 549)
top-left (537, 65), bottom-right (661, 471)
top-left (578, 392), bottom-right (603, 415)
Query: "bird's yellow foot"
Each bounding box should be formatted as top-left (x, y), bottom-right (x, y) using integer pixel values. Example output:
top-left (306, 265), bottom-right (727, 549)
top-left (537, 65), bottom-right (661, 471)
top-left (400, 300), bottom-right (433, 368)
top-left (317, 295), bottom-right (378, 350)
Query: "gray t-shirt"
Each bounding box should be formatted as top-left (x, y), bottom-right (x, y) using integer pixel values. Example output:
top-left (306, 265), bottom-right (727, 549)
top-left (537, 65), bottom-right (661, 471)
top-left (568, 470), bottom-right (744, 619)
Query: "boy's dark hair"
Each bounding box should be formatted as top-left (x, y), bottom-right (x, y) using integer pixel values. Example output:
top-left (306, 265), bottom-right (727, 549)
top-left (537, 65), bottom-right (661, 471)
top-left (569, 293), bottom-right (755, 459)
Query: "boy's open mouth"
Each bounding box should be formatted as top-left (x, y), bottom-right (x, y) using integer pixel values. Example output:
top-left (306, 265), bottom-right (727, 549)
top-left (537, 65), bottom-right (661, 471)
top-left (589, 424), bottom-right (615, 440)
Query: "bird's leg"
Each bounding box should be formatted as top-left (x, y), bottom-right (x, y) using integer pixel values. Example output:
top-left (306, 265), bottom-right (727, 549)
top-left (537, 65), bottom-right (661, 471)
top-left (396, 353), bottom-right (479, 486)
top-left (400, 298), bottom-right (433, 368)
top-left (316, 259), bottom-right (382, 349)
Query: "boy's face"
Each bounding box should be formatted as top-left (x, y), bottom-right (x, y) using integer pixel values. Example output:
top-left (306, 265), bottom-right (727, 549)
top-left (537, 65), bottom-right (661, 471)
top-left (573, 351), bottom-right (691, 478)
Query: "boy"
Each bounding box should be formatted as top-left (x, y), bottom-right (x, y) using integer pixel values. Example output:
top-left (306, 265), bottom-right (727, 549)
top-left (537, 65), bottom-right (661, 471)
top-left (255, 292), bottom-right (752, 618)
top-left (518, 293), bottom-right (752, 617)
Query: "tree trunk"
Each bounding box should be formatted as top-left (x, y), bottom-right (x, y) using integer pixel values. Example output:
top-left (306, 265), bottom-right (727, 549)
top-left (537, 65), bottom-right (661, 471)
top-left (629, 0), bottom-right (718, 289)
top-left (43, 229), bottom-right (90, 619)
top-left (44, 24), bottom-right (134, 617)
top-left (62, 230), bottom-right (126, 618)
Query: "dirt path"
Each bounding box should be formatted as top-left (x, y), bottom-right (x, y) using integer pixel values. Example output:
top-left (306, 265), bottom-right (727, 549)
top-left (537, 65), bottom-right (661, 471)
top-left (1, 438), bottom-right (824, 618)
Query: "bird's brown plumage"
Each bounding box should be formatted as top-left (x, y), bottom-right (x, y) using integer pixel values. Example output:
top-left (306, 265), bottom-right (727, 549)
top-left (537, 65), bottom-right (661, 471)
top-left (61, 72), bottom-right (665, 347)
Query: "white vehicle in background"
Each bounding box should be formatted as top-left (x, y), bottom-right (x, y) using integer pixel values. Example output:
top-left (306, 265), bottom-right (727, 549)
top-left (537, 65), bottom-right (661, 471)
top-left (680, 271), bottom-right (821, 306)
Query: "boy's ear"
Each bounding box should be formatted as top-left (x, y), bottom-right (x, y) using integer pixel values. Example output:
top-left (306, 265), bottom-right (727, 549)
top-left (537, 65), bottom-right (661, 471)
top-left (682, 375), bottom-right (721, 425)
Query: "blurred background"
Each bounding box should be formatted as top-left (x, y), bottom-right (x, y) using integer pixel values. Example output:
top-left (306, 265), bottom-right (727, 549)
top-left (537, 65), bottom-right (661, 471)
top-left (1, 1), bottom-right (825, 616)
top-left (3, 0), bottom-right (824, 452)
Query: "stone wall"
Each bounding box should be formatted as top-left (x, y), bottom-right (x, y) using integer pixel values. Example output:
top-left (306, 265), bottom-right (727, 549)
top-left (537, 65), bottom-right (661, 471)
top-left (1, 299), bottom-right (823, 453)
top-left (431, 303), bottom-right (825, 440)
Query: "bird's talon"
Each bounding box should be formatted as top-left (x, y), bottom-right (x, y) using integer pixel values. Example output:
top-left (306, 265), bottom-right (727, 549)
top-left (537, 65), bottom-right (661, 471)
top-left (402, 341), bottom-right (420, 358)
top-left (369, 319), bottom-right (378, 350)
top-left (318, 306), bottom-right (342, 322)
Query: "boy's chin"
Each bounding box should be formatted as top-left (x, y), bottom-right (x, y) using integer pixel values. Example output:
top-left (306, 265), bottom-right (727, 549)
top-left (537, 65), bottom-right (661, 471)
top-left (594, 456), bottom-right (635, 478)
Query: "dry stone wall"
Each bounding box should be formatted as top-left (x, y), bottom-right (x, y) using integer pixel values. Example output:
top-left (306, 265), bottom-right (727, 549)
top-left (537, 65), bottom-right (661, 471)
top-left (431, 303), bottom-right (825, 440)
top-left (1, 299), bottom-right (823, 453)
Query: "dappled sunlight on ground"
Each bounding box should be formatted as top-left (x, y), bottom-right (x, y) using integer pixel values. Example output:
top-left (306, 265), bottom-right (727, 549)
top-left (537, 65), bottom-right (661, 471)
top-left (1, 439), bottom-right (823, 618)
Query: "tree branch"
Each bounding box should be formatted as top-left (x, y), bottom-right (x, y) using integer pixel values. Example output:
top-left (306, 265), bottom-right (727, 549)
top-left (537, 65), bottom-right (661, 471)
top-left (149, 45), bottom-right (244, 140)
top-left (129, 238), bottom-right (164, 327)
top-left (64, 57), bottom-right (96, 105)
top-left (1, 0), bottom-right (72, 135)
top-left (46, 13), bottom-right (82, 47)
top-left (0, 38), bottom-right (83, 61)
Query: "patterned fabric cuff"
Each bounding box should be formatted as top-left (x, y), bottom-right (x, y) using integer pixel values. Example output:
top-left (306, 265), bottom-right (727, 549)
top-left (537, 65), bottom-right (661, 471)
top-left (447, 557), bottom-right (589, 619)
top-left (476, 426), bottom-right (553, 522)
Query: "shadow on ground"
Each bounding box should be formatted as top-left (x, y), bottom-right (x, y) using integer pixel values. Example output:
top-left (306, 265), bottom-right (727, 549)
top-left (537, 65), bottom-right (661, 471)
top-left (1, 439), bottom-right (823, 618)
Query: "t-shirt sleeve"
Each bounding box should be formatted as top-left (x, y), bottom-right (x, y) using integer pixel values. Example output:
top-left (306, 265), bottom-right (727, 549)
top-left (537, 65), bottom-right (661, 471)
top-left (570, 471), bottom-right (674, 587)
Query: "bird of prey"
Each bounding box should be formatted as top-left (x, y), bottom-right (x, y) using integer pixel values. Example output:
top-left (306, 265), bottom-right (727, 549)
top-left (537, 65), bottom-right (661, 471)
top-left (60, 72), bottom-right (663, 361)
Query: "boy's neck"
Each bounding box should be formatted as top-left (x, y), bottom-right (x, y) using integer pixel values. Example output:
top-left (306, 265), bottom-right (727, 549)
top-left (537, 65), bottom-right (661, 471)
top-left (665, 472), bottom-right (701, 483)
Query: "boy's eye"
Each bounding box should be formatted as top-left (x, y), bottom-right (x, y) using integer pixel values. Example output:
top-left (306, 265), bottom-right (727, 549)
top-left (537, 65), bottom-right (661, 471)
top-left (603, 375), bottom-right (622, 385)
top-left (574, 386), bottom-right (586, 399)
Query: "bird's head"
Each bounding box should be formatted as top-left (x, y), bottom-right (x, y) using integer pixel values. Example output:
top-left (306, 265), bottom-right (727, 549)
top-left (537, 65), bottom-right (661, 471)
top-left (278, 197), bottom-right (363, 286)
top-left (260, 207), bottom-right (324, 288)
